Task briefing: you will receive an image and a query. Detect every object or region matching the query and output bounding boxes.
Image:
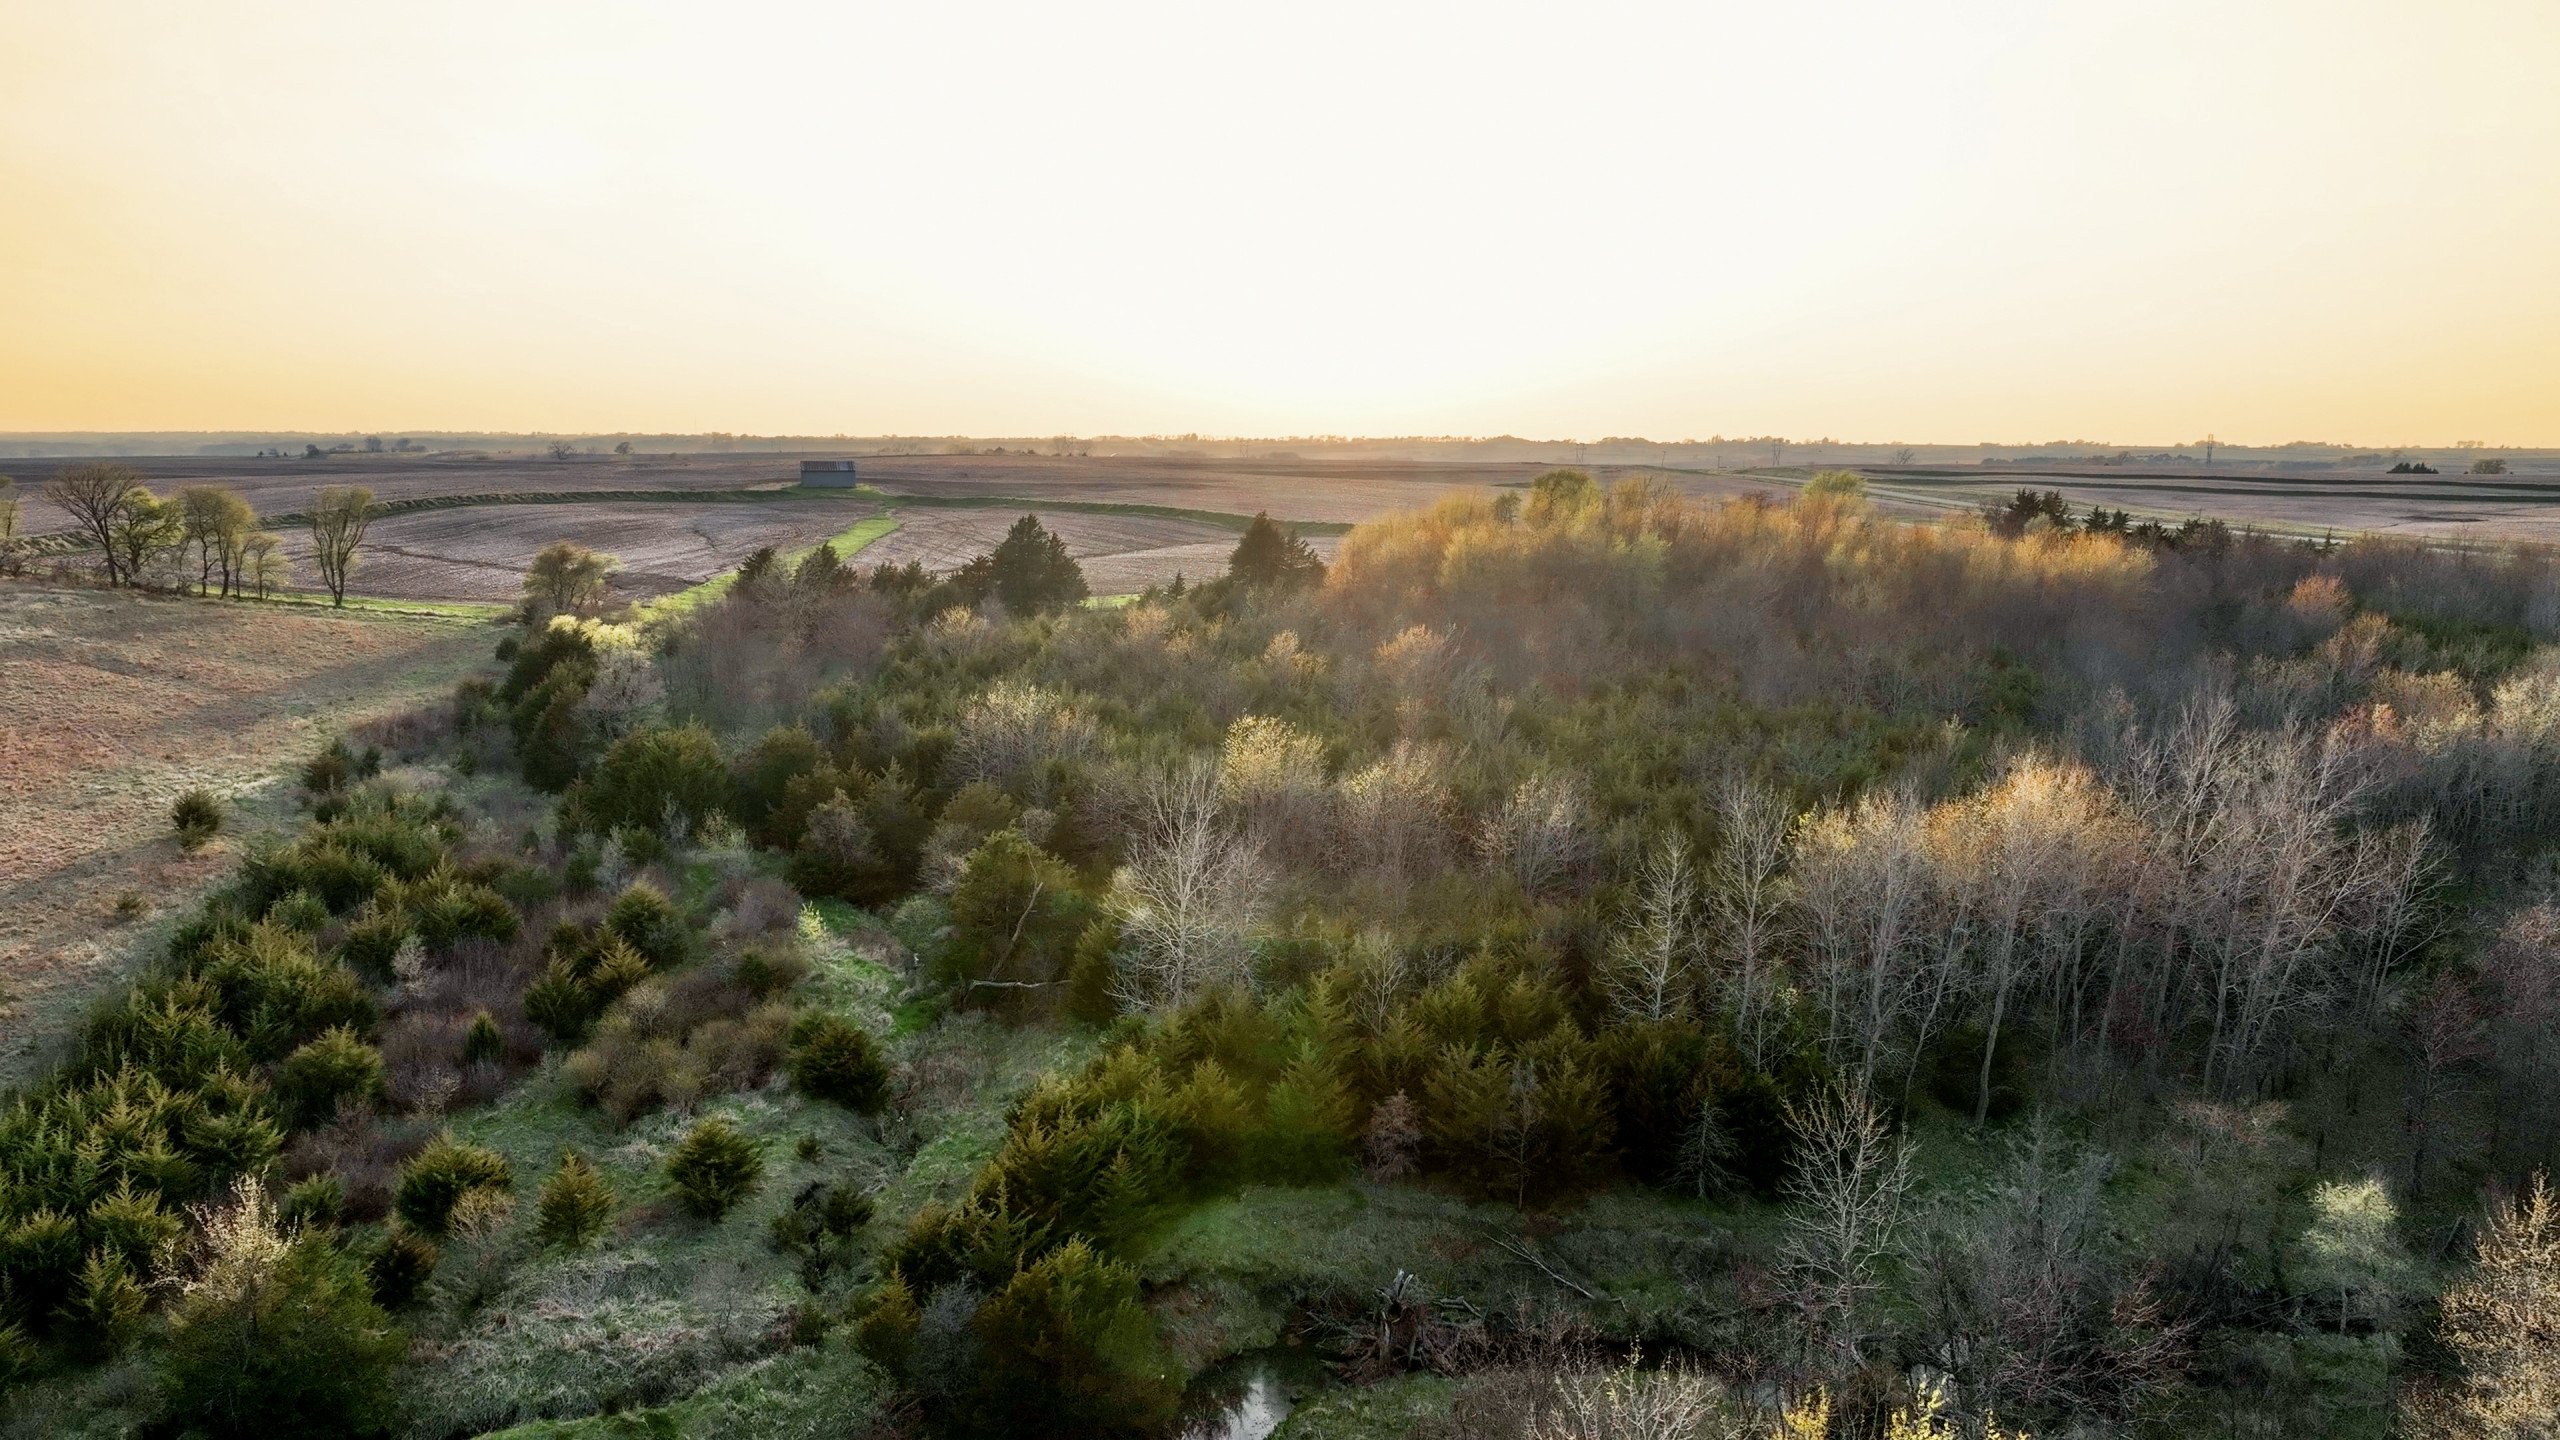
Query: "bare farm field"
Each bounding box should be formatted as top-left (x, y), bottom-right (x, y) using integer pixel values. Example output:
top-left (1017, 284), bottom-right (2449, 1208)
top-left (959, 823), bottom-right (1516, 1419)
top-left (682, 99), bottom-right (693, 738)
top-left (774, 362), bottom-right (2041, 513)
top-left (854, 452), bottom-right (1804, 524)
top-left (1850, 465), bottom-right (2560, 542)
top-left (271, 496), bottom-right (882, 602)
top-left (0, 584), bottom-right (492, 1086)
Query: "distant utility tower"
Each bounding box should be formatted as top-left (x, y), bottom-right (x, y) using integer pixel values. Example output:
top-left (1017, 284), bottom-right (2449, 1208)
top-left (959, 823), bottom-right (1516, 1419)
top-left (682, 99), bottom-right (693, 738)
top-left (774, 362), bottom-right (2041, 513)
top-left (2204, 433), bottom-right (2217, 467)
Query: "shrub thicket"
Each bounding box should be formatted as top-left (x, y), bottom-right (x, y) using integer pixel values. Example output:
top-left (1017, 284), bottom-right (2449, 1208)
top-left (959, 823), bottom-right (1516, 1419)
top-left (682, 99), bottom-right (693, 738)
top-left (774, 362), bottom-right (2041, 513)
top-left (565, 723), bottom-right (734, 839)
top-left (160, 1190), bottom-right (406, 1440)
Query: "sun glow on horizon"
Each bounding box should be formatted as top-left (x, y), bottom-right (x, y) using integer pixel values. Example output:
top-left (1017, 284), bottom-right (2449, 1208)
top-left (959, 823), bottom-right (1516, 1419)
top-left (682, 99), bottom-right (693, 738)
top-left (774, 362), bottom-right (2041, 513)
top-left (4, 1), bottom-right (2558, 445)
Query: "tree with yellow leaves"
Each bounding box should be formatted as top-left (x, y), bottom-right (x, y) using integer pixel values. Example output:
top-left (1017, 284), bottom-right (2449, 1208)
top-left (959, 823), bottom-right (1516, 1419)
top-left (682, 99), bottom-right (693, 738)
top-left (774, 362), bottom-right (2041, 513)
top-left (2407, 1172), bottom-right (2560, 1439)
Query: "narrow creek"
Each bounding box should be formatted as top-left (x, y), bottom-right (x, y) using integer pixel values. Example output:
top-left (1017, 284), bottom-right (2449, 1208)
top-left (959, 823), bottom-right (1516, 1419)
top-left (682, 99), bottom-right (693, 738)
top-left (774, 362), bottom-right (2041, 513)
top-left (1176, 1350), bottom-right (1325, 1440)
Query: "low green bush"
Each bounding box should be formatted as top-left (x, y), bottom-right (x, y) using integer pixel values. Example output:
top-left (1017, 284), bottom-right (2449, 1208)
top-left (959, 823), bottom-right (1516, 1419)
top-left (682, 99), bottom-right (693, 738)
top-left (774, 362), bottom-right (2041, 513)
top-left (567, 723), bottom-right (735, 840)
top-left (533, 1151), bottom-right (617, 1250)
top-left (334, 905), bottom-right (413, 984)
top-left (279, 1173), bottom-right (347, 1232)
top-left (769, 1180), bottom-right (875, 1290)
top-left (786, 1012), bottom-right (891, 1113)
top-left (603, 880), bottom-right (689, 968)
top-left (460, 1010), bottom-right (505, 1066)
top-left (394, 1134), bottom-right (512, 1236)
top-left (263, 888), bottom-right (330, 934)
top-left (733, 945), bottom-right (811, 999)
top-left (365, 1226), bottom-right (439, 1310)
top-left (172, 788), bottom-right (224, 847)
top-left (275, 1027), bottom-right (387, 1129)
top-left (66, 1251), bottom-right (149, 1351)
top-left (665, 1116), bottom-right (763, 1220)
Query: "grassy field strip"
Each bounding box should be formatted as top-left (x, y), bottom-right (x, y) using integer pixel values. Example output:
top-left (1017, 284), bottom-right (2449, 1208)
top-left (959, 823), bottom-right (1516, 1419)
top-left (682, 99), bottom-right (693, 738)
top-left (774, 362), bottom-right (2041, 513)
top-left (640, 511), bottom-right (902, 618)
top-left (847, 483), bottom-right (1356, 536)
top-left (248, 588), bottom-right (513, 621)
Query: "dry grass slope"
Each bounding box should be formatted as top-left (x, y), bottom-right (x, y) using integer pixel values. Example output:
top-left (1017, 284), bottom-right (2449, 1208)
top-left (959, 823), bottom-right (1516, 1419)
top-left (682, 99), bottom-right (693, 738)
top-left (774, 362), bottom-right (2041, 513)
top-left (0, 584), bottom-right (492, 1085)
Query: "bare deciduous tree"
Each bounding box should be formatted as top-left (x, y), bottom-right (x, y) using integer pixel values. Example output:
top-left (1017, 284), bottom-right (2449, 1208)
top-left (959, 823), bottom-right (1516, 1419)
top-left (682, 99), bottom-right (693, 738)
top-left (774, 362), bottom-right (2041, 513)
top-left (2404, 971), bottom-right (2488, 1192)
top-left (2484, 904), bottom-right (2560, 1169)
top-left (1530, 1360), bottom-right (1744, 1440)
top-left (1336, 739), bottom-right (1451, 888)
top-left (1601, 833), bottom-right (1703, 1023)
top-left (176, 485), bottom-right (256, 597)
top-left (579, 642), bottom-right (666, 743)
top-left (1780, 1086), bottom-right (1912, 1366)
top-left (44, 462), bottom-right (147, 584)
top-left (1794, 793), bottom-right (1932, 1091)
top-left (1108, 760), bottom-right (1271, 1012)
top-left (1708, 780), bottom-right (1795, 1068)
top-left (950, 680), bottom-right (1098, 803)
top-left (1478, 771), bottom-right (1596, 899)
top-left (244, 532), bottom-right (286, 598)
top-left (1218, 714), bottom-right (1332, 860)
top-left (307, 485), bottom-right (374, 607)
top-left (107, 487), bottom-right (185, 588)
top-left (1911, 1124), bottom-right (2186, 1420)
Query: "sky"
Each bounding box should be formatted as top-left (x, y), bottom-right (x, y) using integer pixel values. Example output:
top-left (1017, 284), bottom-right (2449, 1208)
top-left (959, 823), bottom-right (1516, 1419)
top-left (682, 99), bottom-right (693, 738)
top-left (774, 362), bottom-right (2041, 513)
top-left (3, 1), bottom-right (2556, 446)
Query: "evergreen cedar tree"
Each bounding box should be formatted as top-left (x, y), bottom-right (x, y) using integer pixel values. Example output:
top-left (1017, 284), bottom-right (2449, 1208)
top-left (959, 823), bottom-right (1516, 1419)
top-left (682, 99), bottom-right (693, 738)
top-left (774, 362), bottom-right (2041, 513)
top-left (1227, 512), bottom-right (1326, 588)
top-left (950, 514), bottom-right (1088, 615)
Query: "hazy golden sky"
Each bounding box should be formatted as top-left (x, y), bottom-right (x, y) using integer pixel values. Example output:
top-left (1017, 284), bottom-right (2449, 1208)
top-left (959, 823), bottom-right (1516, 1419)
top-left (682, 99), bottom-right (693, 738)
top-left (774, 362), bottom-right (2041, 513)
top-left (4, 2), bottom-right (2556, 444)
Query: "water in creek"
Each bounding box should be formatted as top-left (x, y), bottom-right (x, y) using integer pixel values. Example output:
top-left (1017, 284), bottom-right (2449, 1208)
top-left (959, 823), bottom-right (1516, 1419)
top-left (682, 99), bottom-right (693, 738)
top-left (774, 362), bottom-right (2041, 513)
top-left (1176, 1349), bottom-right (1325, 1440)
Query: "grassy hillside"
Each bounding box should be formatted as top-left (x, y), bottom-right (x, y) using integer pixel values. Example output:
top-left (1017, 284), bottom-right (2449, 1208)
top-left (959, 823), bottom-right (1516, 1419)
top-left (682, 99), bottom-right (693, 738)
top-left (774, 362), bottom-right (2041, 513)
top-left (7, 485), bottom-right (2559, 1439)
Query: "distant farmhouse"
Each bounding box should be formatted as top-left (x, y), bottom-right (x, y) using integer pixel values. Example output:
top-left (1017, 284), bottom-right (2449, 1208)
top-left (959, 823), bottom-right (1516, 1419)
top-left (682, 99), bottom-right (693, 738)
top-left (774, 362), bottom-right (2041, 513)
top-left (799, 458), bottom-right (859, 486)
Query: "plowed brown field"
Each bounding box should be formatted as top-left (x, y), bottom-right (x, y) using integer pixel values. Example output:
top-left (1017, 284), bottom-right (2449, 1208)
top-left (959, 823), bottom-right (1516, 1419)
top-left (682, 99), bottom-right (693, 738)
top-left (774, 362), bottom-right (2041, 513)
top-left (270, 497), bottom-right (881, 602)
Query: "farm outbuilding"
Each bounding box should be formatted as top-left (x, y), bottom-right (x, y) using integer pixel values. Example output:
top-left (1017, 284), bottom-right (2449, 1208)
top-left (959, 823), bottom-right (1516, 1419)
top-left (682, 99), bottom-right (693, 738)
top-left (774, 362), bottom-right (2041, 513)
top-left (799, 459), bottom-right (859, 486)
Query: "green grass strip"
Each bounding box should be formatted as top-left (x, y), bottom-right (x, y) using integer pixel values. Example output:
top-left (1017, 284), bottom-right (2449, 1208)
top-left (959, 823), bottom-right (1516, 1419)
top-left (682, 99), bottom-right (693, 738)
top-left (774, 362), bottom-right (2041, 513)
top-left (641, 511), bottom-right (902, 618)
top-left (183, 587), bottom-right (510, 622)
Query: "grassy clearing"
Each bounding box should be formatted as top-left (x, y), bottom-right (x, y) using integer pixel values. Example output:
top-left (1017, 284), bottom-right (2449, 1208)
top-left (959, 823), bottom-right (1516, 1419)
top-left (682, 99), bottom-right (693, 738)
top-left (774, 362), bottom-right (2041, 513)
top-left (477, 1338), bottom-right (888, 1440)
top-left (247, 588), bottom-right (513, 621)
top-left (416, 1068), bottom-right (889, 1436)
top-left (386, 892), bottom-right (1092, 1434)
top-left (1271, 1374), bottom-right (1459, 1439)
top-left (1132, 1180), bottom-right (1777, 1365)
